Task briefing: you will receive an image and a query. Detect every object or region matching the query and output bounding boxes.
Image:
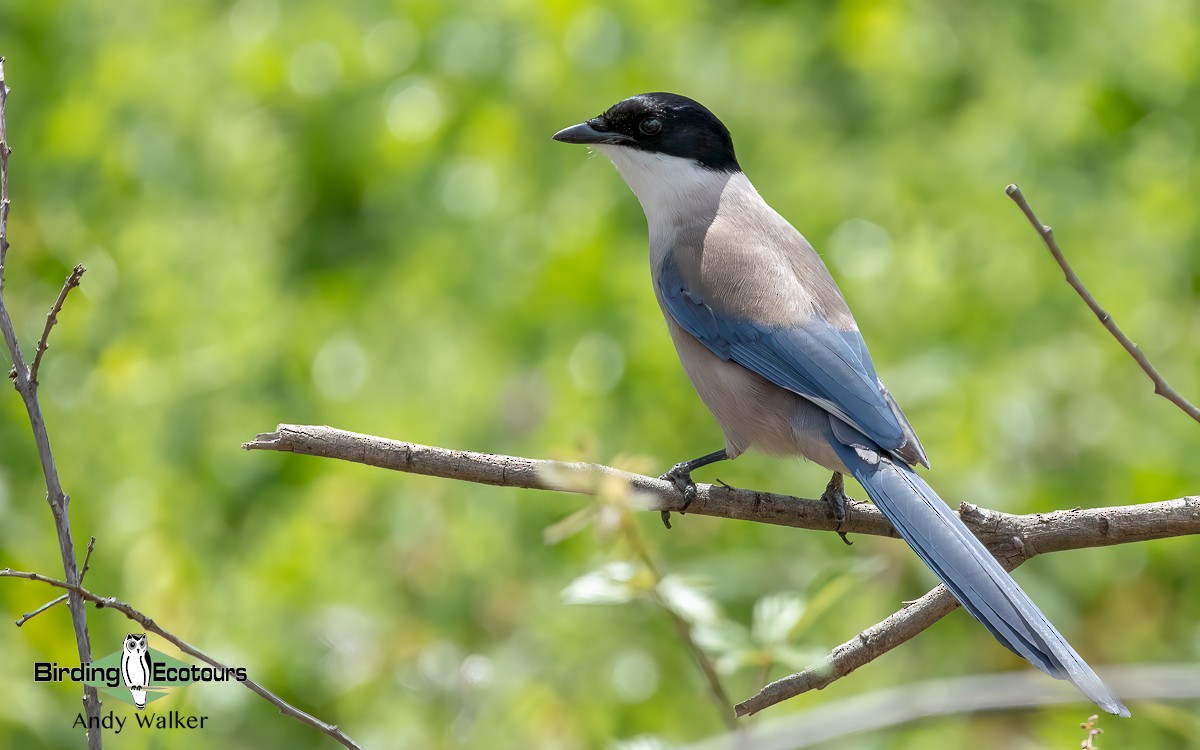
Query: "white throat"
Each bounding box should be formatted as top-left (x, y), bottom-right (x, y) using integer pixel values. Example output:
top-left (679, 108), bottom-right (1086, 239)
top-left (594, 145), bottom-right (738, 226)
top-left (594, 145), bottom-right (762, 266)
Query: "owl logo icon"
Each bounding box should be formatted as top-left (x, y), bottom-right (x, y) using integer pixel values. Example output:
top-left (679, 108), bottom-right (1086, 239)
top-left (120, 633), bottom-right (152, 710)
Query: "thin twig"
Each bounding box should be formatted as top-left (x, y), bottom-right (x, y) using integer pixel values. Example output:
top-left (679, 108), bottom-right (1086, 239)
top-left (79, 535), bottom-right (96, 581)
top-left (735, 494), bottom-right (1200, 715)
top-left (0, 568), bottom-right (366, 750)
top-left (15, 536), bottom-right (95, 627)
top-left (735, 585), bottom-right (960, 716)
top-left (0, 58), bottom-right (10, 285)
top-left (245, 424), bottom-right (1200, 715)
top-left (0, 57), bottom-right (102, 748)
top-left (1006, 184), bottom-right (1200, 425)
top-left (30, 264), bottom-right (86, 384)
top-left (15, 594), bottom-right (68, 627)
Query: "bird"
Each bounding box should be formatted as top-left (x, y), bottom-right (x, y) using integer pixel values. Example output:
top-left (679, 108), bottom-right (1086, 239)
top-left (553, 92), bottom-right (1128, 717)
top-left (120, 633), bottom-right (152, 710)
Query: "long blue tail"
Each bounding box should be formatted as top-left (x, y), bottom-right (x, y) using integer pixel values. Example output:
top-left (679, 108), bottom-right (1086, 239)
top-left (832, 443), bottom-right (1129, 717)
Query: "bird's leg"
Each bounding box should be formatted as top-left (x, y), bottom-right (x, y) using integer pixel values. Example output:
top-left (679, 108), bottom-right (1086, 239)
top-left (659, 448), bottom-right (728, 528)
top-left (821, 472), bottom-right (854, 546)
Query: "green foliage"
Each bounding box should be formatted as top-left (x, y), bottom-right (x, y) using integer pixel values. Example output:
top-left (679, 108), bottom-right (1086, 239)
top-left (1, 0), bottom-right (1198, 747)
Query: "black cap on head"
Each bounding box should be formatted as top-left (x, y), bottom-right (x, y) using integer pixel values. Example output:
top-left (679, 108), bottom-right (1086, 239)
top-left (553, 92), bottom-right (740, 173)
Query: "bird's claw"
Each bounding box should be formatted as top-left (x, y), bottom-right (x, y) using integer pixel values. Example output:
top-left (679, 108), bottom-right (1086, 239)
top-left (821, 473), bottom-right (853, 546)
top-left (659, 463), bottom-right (699, 529)
top-left (662, 464), bottom-right (699, 510)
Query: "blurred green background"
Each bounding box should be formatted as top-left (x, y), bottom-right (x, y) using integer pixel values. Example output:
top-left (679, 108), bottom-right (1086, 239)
top-left (1, 0), bottom-right (1198, 747)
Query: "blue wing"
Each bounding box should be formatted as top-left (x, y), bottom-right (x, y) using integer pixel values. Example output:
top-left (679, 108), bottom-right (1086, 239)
top-left (657, 262), bottom-right (911, 456)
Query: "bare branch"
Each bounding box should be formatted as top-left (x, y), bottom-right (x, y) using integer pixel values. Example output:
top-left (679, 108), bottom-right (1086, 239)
top-left (736, 586), bottom-right (959, 716)
top-left (0, 57), bottom-right (103, 747)
top-left (245, 424), bottom-right (1200, 714)
top-left (244, 424), bottom-right (895, 538)
top-left (0, 58), bottom-right (10, 283)
top-left (15, 536), bottom-right (95, 627)
top-left (244, 425), bottom-right (1200, 550)
top-left (30, 264), bottom-right (86, 384)
top-left (79, 535), bottom-right (96, 581)
top-left (15, 593), bottom-right (68, 627)
top-left (1006, 183), bottom-right (1200, 425)
top-left (737, 497), bottom-right (1200, 715)
top-left (0, 568), bottom-right (366, 750)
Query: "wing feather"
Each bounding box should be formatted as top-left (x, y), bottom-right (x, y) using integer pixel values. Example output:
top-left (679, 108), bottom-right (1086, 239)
top-left (658, 264), bottom-right (917, 458)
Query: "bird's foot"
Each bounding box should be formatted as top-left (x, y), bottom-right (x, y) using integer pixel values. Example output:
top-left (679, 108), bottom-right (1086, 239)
top-left (659, 462), bottom-right (699, 529)
top-left (821, 472), bottom-right (853, 546)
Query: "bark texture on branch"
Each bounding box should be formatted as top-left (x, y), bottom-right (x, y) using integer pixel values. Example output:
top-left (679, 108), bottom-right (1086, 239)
top-left (244, 424), bottom-right (1200, 554)
top-left (245, 423), bottom-right (1200, 715)
top-left (0, 58), bottom-right (102, 748)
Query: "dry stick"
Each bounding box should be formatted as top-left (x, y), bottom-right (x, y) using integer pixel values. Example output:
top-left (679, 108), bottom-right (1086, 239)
top-left (16, 535), bottom-right (95, 627)
top-left (0, 57), bottom-right (102, 749)
top-left (244, 425), bottom-right (1200, 714)
top-left (1006, 184), bottom-right (1200, 425)
top-left (243, 425), bottom-right (1200, 553)
top-left (0, 66), bottom-right (357, 750)
top-left (0, 569), bottom-right (366, 750)
top-left (737, 586), bottom-right (959, 716)
top-left (737, 497), bottom-right (1200, 715)
top-left (30, 264), bottom-right (86, 384)
top-left (244, 424), bottom-right (896, 538)
top-left (0, 60), bottom-right (9, 285)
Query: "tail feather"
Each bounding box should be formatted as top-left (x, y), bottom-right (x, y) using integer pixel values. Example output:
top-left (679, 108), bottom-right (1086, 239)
top-left (833, 442), bottom-right (1129, 717)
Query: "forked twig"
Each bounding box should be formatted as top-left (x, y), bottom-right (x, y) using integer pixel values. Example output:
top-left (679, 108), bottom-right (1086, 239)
top-left (16, 536), bottom-right (96, 627)
top-left (0, 56), bottom-right (102, 748)
top-left (1, 568), bottom-right (366, 750)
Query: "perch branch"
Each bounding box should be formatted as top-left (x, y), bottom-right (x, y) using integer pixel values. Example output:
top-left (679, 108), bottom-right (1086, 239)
top-left (0, 57), bottom-right (102, 748)
top-left (0, 568), bottom-right (366, 750)
top-left (1006, 183), bottom-right (1200, 425)
top-left (243, 425), bottom-right (1200, 551)
top-left (245, 424), bottom-right (1200, 714)
top-left (244, 424), bottom-right (896, 537)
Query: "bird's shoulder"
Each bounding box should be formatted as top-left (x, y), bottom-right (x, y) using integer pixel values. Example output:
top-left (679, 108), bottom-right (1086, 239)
top-left (678, 180), bottom-right (855, 330)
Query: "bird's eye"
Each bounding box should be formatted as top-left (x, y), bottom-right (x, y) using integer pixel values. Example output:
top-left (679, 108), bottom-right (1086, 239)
top-left (639, 117), bottom-right (663, 135)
